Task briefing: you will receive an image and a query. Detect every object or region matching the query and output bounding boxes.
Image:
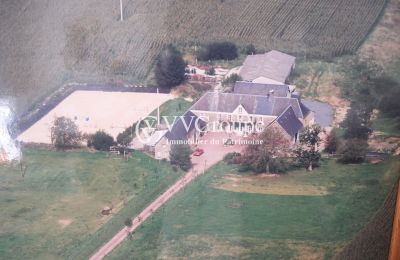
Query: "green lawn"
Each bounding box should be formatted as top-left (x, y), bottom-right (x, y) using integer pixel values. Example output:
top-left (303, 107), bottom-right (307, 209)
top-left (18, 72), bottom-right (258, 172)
top-left (108, 158), bottom-right (400, 259)
top-left (150, 98), bottom-right (193, 124)
top-left (0, 148), bottom-right (184, 260)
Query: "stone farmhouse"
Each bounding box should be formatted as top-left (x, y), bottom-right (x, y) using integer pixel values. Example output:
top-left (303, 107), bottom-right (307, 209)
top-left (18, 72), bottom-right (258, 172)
top-left (145, 50), bottom-right (314, 160)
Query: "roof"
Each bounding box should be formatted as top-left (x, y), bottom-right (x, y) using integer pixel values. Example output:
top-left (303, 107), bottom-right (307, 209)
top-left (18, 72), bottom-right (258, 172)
top-left (190, 92), bottom-right (309, 119)
top-left (275, 106), bottom-right (303, 137)
top-left (239, 50), bottom-right (296, 83)
top-left (165, 111), bottom-right (206, 141)
top-left (190, 92), bottom-right (272, 116)
top-left (144, 130), bottom-right (168, 146)
top-left (234, 81), bottom-right (290, 97)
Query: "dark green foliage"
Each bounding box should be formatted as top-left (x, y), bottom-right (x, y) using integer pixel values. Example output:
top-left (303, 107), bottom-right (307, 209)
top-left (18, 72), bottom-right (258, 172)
top-left (89, 131), bottom-right (115, 151)
top-left (337, 58), bottom-right (400, 130)
top-left (169, 144), bottom-right (192, 171)
top-left (117, 124), bottom-right (135, 147)
top-left (50, 116), bottom-right (82, 149)
top-left (222, 73), bottom-right (242, 87)
top-left (223, 152), bottom-right (241, 164)
top-left (324, 130), bottom-right (339, 154)
top-left (124, 218), bottom-right (133, 228)
top-left (243, 44), bottom-right (256, 55)
top-left (155, 45), bottom-right (186, 89)
top-left (296, 125), bottom-right (322, 171)
top-left (342, 106), bottom-right (371, 140)
top-left (198, 42), bottom-right (238, 61)
top-left (338, 139), bottom-right (368, 164)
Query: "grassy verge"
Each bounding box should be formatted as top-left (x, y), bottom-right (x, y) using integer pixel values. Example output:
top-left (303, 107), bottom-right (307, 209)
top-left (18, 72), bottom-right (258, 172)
top-left (108, 158), bottom-right (400, 259)
top-left (0, 148), bottom-right (184, 259)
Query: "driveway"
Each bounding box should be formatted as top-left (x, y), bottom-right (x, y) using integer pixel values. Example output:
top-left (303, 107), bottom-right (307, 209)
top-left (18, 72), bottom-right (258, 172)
top-left (303, 100), bottom-right (334, 127)
top-left (191, 132), bottom-right (245, 172)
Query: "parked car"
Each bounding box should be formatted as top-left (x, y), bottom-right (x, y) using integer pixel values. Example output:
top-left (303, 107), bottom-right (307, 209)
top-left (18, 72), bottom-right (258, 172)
top-left (192, 148), bottom-right (204, 156)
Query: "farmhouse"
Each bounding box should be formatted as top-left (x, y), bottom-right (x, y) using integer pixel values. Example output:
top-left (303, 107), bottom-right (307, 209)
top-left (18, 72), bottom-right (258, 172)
top-left (150, 85), bottom-right (313, 160)
top-left (239, 50), bottom-right (296, 85)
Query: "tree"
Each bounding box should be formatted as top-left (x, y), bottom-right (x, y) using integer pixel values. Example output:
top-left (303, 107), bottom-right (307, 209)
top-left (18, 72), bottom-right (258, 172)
top-left (338, 139), bottom-right (368, 164)
top-left (155, 45), bottom-right (186, 89)
top-left (51, 117), bottom-right (81, 149)
top-left (169, 144), bottom-right (192, 171)
top-left (342, 105), bottom-right (371, 140)
top-left (89, 130), bottom-right (115, 151)
top-left (324, 129), bottom-right (339, 154)
top-left (296, 124), bottom-right (322, 171)
top-left (240, 126), bottom-right (291, 174)
top-left (197, 42), bottom-right (238, 61)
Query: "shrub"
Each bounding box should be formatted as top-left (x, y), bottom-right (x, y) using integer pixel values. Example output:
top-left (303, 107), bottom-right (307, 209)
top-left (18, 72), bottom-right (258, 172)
top-left (222, 73), bottom-right (242, 87)
top-left (243, 44), bottom-right (256, 55)
top-left (223, 152), bottom-right (241, 164)
top-left (324, 130), bottom-right (339, 154)
top-left (198, 42), bottom-right (238, 61)
top-left (90, 130), bottom-right (115, 151)
top-left (338, 139), bottom-right (368, 164)
top-left (205, 67), bottom-right (216, 75)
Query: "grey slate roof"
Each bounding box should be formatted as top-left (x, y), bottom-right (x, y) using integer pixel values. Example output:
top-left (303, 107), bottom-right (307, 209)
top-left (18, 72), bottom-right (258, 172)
top-left (239, 50), bottom-right (296, 83)
top-left (234, 81), bottom-right (290, 97)
top-left (191, 92), bottom-right (272, 115)
top-left (165, 111), bottom-right (206, 141)
top-left (276, 106), bottom-right (303, 137)
top-left (191, 92), bottom-right (310, 119)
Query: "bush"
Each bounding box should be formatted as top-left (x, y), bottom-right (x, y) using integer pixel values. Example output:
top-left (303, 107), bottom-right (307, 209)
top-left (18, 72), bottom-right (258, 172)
top-left (338, 139), bottom-right (368, 164)
top-left (169, 144), bottom-right (192, 171)
top-left (223, 152), bottom-right (241, 164)
top-left (222, 73), bottom-right (242, 87)
top-left (198, 42), bottom-right (238, 61)
top-left (324, 130), bottom-right (339, 154)
top-left (243, 44), bottom-right (256, 55)
top-left (89, 131), bottom-right (115, 151)
top-left (205, 67), bottom-right (216, 75)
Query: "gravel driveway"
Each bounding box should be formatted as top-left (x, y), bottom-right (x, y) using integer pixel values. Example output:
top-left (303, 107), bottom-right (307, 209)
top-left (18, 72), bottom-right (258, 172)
top-left (303, 100), bottom-right (334, 127)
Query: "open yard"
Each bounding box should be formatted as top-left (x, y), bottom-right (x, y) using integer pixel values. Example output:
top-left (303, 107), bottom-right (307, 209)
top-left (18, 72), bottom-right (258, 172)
top-left (17, 91), bottom-right (173, 143)
top-left (108, 158), bottom-right (400, 259)
top-left (0, 148), bottom-right (184, 259)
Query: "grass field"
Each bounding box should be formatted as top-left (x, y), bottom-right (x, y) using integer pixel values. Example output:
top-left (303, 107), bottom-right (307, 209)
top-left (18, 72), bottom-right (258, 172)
top-left (0, 0), bottom-right (387, 114)
top-left (0, 148), bottom-right (184, 259)
top-left (108, 158), bottom-right (400, 259)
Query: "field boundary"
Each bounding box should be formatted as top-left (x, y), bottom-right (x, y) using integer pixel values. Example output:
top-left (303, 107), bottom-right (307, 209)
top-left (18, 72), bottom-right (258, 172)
top-left (14, 83), bottom-right (169, 138)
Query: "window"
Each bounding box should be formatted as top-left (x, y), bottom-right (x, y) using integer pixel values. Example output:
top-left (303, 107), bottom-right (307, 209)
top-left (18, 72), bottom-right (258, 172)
top-left (238, 107), bottom-right (243, 114)
top-left (228, 115), bottom-right (232, 121)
